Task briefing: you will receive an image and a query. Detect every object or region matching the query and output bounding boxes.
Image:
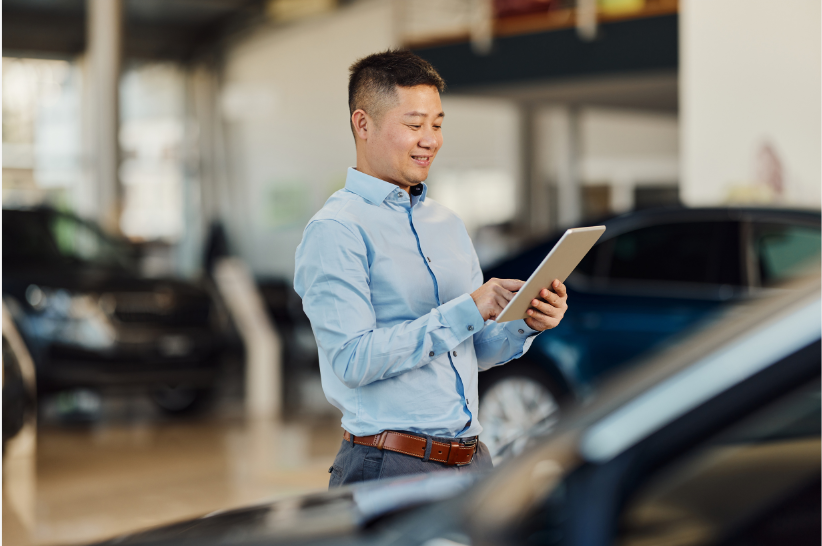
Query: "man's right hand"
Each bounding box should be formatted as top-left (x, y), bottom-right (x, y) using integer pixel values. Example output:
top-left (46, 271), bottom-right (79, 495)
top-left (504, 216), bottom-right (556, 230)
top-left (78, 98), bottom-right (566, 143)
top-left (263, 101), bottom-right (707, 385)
top-left (470, 278), bottom-right (525, 321)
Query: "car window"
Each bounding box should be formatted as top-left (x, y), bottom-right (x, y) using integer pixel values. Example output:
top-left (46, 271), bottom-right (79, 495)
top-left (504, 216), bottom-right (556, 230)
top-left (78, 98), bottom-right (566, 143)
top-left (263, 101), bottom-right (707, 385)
top-left (617, 380), bottom-right (821, 546)
top-left (2, 211), bottom-right (65, 266)
top-left (49, 214), bottom-right (131, 268)
top-left (2, 211), bottom-right (136, 271)
top-left (575, 243), bottom-right (599, 277)
top-left (752, 223), bottom-right (821, 288)
top-left (602, 221), bottom-right (741, 286)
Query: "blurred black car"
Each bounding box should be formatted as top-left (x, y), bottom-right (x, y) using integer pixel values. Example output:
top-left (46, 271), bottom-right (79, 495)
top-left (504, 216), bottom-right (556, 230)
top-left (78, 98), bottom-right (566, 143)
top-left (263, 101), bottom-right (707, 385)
top-left (89, 278), bottom-right (821, 546)
top-left (2, 208), bottom-right (232, 414)
top-left (479, 207), bottom-right (821, 454)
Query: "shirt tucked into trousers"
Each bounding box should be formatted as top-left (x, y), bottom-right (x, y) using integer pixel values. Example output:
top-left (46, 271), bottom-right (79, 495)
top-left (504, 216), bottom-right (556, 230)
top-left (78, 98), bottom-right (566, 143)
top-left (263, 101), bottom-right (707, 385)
top-left (294, 168), bottom-right (538, 486)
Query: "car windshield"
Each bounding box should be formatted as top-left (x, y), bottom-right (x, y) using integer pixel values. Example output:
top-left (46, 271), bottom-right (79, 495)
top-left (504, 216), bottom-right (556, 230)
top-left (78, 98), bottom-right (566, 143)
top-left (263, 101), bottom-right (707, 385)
top-left (3, 210), bottom-right (136, 270)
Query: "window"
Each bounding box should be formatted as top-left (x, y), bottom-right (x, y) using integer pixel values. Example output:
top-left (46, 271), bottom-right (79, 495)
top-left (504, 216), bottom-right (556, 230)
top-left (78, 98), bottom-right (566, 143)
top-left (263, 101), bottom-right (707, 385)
top-left (575, 242), bottom-right (600, 277)
top-left (752, 223), bottom-right (821, 288)
top-left (2, 211), bottom-right (63, 266)
top-left (1, 211), bottom-right (134, 270)
top-left (633, 186), bottom-right (680, 210)
top-left (603, 222), bottom-right (741, 286)
top-left (49, 214), bottom-right (134, 270)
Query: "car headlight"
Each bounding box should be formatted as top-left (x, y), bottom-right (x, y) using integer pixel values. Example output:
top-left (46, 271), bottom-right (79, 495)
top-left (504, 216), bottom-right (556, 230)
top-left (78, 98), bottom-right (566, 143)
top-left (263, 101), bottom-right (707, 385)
top-left (25, 285), bottom-right (117, 350)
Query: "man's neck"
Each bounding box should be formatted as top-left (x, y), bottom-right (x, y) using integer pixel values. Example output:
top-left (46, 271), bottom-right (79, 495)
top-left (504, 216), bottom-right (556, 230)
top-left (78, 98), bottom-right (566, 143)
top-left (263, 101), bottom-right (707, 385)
top-left (354, 155), bottom-right (410, 196)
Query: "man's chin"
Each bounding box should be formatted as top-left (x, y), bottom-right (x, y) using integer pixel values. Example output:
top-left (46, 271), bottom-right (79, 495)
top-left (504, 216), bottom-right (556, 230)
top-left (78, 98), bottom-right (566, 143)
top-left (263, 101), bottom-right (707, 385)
top-left (404, 170), bottom-right (430, 186)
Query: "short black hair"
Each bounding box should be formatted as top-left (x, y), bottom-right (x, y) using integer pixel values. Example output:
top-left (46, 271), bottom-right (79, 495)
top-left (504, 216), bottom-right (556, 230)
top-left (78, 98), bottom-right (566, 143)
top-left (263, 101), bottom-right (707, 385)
top-left (348, 49), bottom-right (445, 133)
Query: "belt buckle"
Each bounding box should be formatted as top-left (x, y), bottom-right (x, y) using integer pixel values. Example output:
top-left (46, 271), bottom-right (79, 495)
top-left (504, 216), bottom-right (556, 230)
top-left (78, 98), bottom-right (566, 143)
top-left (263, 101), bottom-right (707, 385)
top-left (456, 437), bottom-right (478, 466)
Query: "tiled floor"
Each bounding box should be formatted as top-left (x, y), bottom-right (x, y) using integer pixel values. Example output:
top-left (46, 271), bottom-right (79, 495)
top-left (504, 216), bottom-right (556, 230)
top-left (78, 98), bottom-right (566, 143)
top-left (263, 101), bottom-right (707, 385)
top-left (3, 414), bottom-right (342, 546)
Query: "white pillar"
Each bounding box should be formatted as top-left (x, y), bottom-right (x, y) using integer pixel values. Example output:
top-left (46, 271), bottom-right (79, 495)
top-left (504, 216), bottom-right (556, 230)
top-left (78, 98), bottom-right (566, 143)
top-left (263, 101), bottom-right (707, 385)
top-left (519, 104), bottom-right (583, 236)
top-left (538, 106), bottom-right (582, 229)
top-left (83, 0), bottom-right (122, 232)
top-left (213, 258), bottom-right (282, 421)
top-left (520, 103), bottom-right (551, 236)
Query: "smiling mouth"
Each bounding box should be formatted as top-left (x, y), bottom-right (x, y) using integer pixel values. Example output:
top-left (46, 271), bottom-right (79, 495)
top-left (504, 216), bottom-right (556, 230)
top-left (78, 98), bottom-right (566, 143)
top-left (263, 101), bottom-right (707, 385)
top-left (411, 155), bottom-right (431, 165)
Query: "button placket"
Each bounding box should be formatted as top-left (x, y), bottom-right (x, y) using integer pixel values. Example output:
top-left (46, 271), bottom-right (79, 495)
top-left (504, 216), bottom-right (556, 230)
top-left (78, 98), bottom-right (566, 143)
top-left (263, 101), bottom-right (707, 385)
top-left (411, 206), bottom-right (472, 425)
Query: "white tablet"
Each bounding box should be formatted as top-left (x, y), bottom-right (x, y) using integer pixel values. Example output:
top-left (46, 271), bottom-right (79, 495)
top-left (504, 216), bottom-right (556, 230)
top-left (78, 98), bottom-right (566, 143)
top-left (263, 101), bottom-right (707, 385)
top-left (494, 226), bottom-right (606, 323)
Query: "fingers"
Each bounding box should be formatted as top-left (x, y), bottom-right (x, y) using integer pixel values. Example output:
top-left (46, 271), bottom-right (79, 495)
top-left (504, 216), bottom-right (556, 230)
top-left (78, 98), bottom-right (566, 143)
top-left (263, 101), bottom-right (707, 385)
top-left (536, 288), bottom-right (567, 309)
top-left (493, 284), bottom-right (515, 302)
top-left (552, 280), bottom-right (567, 298)
top-left (537, 288), bottom-right (561, 307)
top-left (525, 280), bottom-right (568, 331)
top-left (529, 298), bottom-right (563, 318)
top-left (525, 308), bottom-right (560, 331)
top-left (496, 278), bottom-right (525, 292)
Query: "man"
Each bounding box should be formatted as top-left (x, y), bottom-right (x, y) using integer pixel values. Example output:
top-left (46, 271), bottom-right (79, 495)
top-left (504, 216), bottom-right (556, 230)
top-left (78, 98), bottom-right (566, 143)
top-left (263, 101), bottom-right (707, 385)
top-left (294, 49), bottom-right (568, 487)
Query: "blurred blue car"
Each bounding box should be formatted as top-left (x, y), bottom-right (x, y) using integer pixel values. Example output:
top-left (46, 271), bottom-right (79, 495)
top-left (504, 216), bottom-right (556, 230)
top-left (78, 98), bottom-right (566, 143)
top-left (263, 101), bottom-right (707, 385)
top-left (478, 206), bottom-right (821, 454)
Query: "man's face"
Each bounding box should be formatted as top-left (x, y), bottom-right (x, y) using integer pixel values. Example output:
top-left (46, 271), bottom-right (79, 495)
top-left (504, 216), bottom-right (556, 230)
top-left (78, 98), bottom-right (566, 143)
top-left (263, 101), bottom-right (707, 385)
top-left (362, 85), bottom-right (443, 190)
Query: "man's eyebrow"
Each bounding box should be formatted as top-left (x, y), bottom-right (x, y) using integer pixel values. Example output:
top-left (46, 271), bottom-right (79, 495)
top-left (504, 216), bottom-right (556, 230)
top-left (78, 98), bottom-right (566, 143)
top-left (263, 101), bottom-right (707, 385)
top-left (403, 111), bottom-right (445, 118)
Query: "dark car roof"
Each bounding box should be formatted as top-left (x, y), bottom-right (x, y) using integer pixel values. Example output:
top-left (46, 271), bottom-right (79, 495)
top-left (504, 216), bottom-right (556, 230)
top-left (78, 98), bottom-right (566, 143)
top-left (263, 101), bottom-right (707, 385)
top-left (484, 206), bottom-right (821, 279)
top-left (599, 205), bottom-right (820, 233)
top-left (2, 207), bottom-right (208, 299)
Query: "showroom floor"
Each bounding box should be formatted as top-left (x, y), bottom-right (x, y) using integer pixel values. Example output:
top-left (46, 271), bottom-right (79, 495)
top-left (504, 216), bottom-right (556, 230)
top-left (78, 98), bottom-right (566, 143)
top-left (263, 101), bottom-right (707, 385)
top-left (3, 396), bottom-right (341, 546)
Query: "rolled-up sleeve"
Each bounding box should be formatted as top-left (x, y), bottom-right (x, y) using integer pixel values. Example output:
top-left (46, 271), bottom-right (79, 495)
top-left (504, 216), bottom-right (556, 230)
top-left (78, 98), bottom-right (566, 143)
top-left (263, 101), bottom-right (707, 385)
top-left (294, 219), bottom-right (485, 389)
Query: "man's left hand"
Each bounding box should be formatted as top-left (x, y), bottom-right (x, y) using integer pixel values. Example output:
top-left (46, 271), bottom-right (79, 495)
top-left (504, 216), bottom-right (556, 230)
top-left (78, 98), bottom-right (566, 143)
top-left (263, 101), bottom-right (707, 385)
top-left (524, 279), bottom-right (568, 332)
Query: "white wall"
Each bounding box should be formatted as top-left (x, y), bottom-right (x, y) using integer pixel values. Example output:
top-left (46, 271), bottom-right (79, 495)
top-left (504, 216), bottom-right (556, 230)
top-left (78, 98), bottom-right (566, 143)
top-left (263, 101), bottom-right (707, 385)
top-left (680, 0), bottom-right (821, 208)
top-left (220, 0), bottom-right (396, 278)
top-left (425, 96), bottom-right (521, 236)
top-left (219, 0), bottom-right (527, 278)
top-left (578, 107), bottom-right (679, 212)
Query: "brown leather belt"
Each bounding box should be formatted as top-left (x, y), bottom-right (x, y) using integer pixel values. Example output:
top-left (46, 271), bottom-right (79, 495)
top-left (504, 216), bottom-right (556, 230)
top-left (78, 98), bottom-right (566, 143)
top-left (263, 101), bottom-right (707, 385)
top-left (343, 430), bottom-right (477, 466)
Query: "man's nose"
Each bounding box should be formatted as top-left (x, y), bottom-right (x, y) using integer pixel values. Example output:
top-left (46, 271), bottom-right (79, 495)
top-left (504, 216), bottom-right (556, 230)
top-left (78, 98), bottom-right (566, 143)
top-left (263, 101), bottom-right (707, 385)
top-left (418, 129), bottom-right (440, 150)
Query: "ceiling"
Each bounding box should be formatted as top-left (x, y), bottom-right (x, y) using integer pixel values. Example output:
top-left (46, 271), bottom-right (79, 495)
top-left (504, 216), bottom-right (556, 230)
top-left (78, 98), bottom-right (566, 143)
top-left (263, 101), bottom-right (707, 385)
top-left (462, 71), bottom-right (678, 112)
top-left (2, 0), bottom-right (267, 61)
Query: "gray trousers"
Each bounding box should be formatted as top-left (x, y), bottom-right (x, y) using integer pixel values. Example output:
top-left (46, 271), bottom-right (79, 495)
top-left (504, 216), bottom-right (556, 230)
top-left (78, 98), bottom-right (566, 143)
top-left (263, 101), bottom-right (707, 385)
top-left (328, 432), bottom-right (493, 488)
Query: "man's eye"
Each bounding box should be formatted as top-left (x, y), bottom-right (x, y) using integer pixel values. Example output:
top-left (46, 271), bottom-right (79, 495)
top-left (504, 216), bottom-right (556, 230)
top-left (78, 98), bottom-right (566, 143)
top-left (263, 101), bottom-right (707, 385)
top-left (434, 125), bottom-right (442, 130)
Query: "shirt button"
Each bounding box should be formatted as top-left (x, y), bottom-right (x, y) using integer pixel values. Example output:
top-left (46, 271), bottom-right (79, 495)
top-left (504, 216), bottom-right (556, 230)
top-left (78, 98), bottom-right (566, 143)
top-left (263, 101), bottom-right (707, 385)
top-left (467, 325), bottom-right (474, 331)
top-left (518, 329), bottom-right (525, 334)
top-left (429, 351), bottom-right (435, 357)
top-left (452, 351), bottom-right (457, 357)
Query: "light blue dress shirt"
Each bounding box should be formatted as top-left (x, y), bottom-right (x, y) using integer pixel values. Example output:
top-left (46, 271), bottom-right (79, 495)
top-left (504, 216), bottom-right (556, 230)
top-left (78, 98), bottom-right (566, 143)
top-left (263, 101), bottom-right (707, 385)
top-left (294, 168), bottom-right (538, 438)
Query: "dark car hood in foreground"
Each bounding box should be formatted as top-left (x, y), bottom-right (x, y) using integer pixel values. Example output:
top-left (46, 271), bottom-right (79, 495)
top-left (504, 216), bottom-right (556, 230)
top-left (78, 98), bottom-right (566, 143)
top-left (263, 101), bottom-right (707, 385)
top-left (93, 471), bottom-right (482, 545)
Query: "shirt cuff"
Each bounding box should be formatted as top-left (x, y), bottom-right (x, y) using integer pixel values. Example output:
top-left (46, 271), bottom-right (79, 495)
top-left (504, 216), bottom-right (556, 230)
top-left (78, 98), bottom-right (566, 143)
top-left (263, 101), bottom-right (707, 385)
top-left (506, 319), bottom-right (539, 356)
top-left (504, 319), bottom-right (539, 338)
top-left (440, 293), bottom-right (486, 343)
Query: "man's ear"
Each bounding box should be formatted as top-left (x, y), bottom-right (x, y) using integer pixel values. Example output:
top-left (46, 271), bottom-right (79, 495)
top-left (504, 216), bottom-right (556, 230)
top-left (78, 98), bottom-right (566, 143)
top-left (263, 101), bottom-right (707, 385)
top-left (351, 109), bottom-right (370, 141)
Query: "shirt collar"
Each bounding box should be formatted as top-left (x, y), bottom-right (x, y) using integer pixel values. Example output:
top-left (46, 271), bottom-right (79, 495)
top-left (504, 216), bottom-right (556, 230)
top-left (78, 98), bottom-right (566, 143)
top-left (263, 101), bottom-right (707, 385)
top-left (344, 167), bottom-right (428, 206)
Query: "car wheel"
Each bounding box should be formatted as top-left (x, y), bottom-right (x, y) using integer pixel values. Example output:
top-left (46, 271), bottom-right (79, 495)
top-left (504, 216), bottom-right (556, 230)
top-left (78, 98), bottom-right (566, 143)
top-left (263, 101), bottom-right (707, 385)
top-left (478, 363), bottom-right (564, 458)
top-left (151, 384), bottom-right (211, 415)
